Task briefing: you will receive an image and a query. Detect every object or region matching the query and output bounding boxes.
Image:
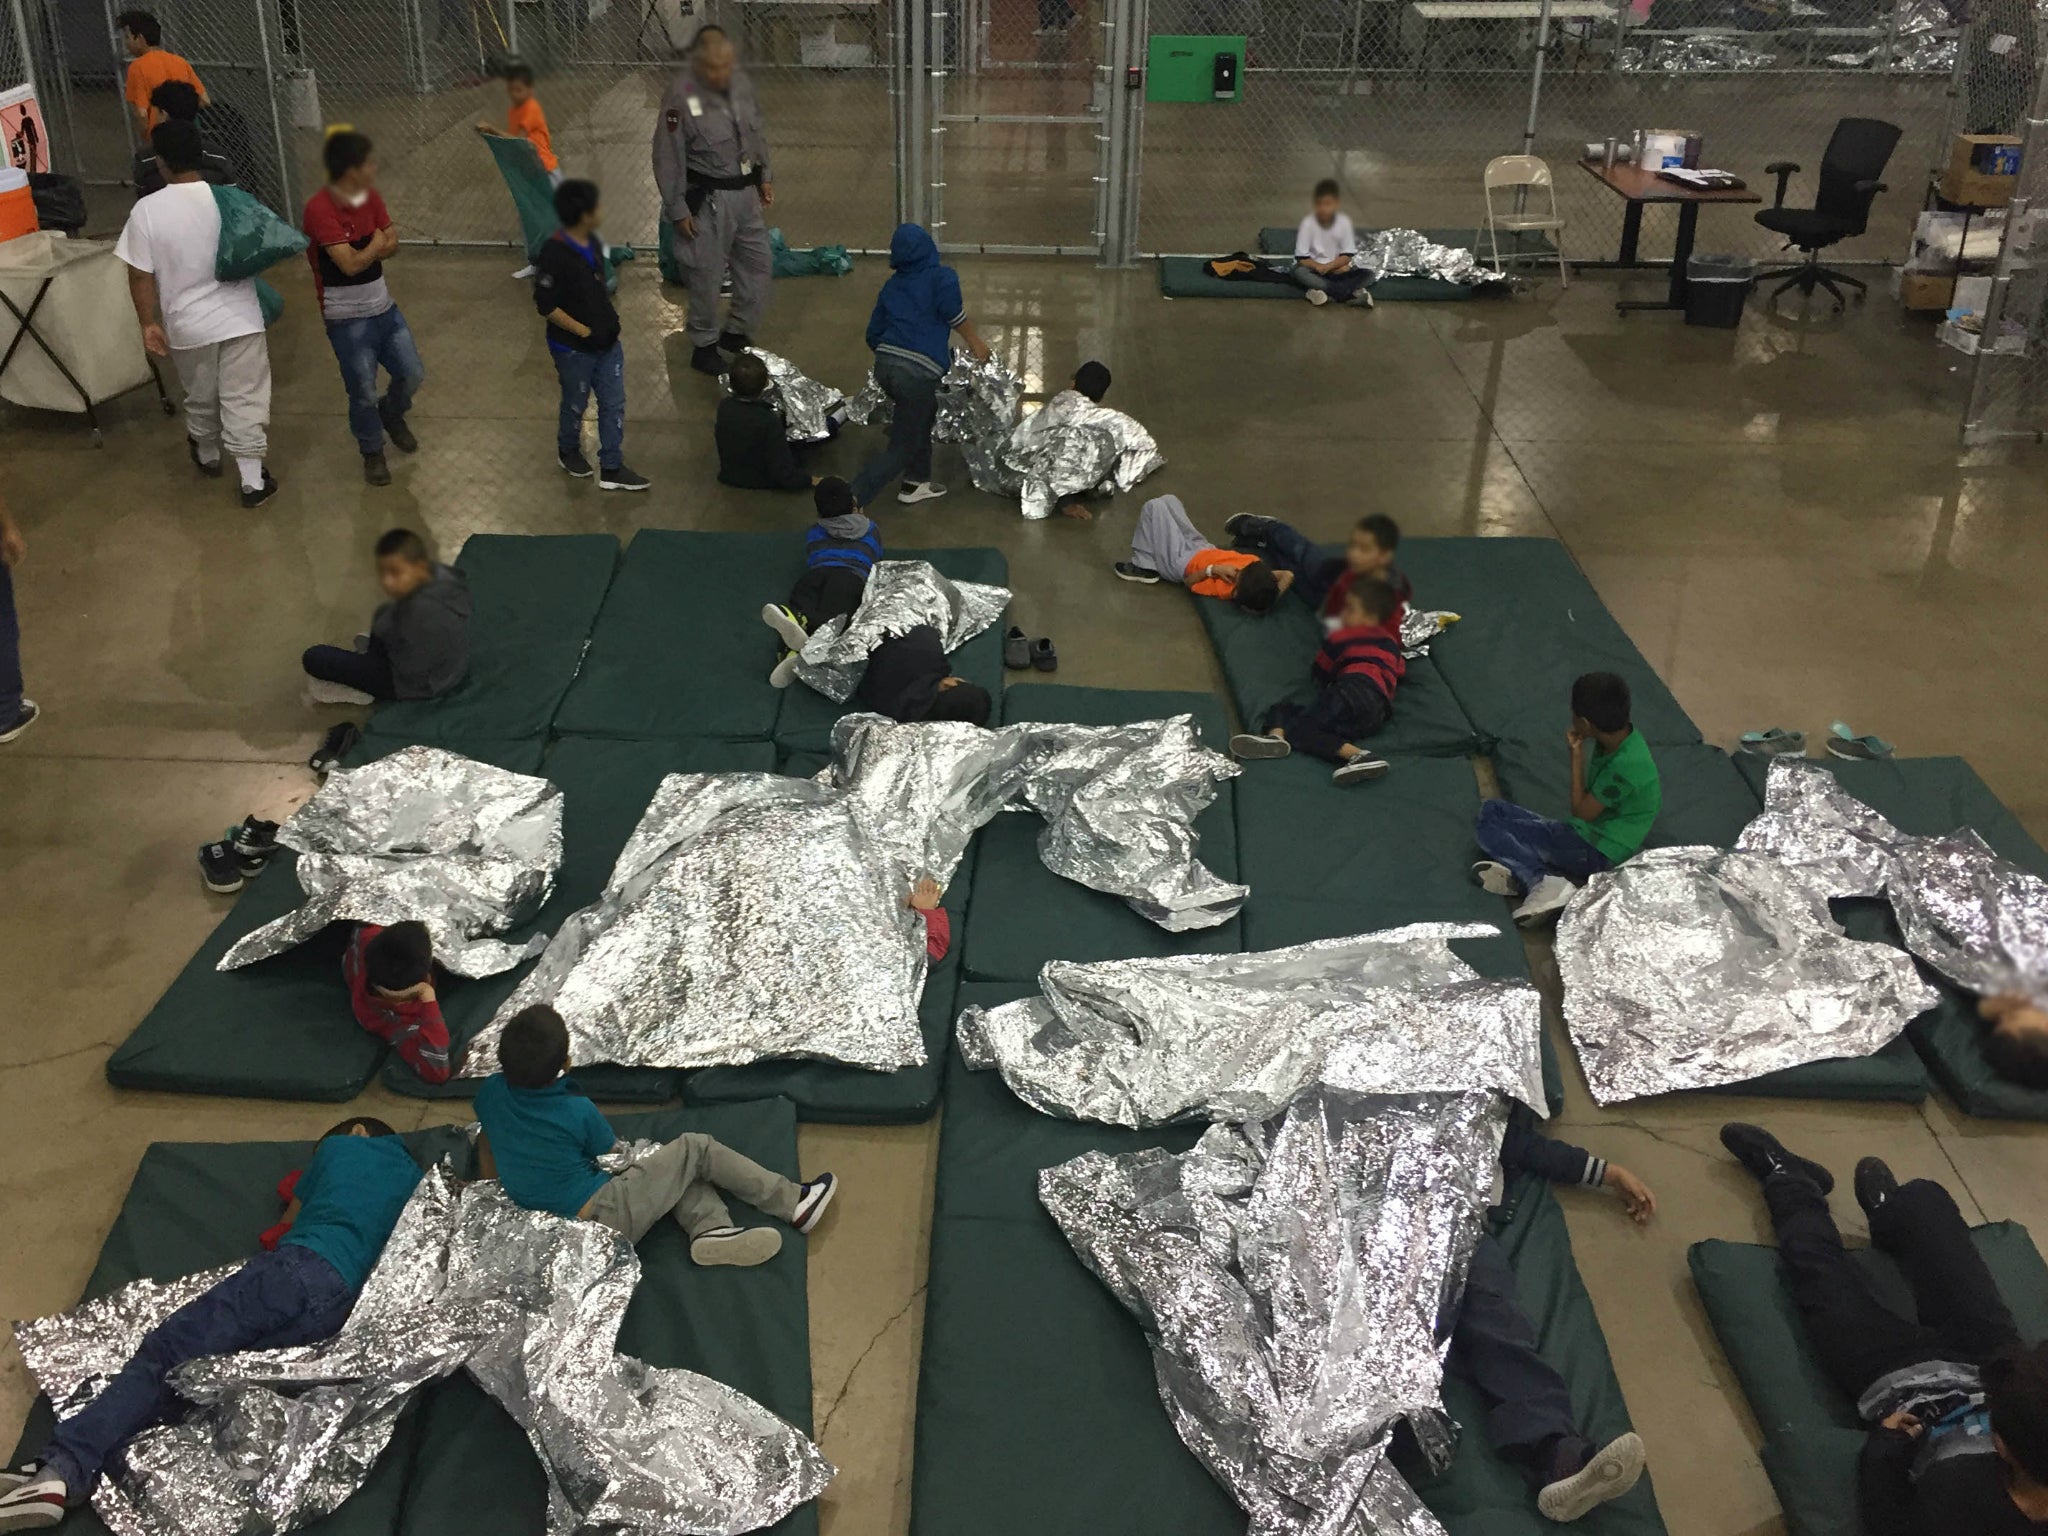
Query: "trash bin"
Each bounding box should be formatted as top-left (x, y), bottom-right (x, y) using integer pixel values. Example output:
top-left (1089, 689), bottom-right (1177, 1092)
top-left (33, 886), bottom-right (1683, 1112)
top-left (1685, 253), bottom-right (1754, 328)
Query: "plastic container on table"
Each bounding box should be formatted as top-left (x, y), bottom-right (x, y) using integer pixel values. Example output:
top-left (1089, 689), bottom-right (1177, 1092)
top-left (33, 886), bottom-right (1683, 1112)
top-left (1685, 252), bottom-right (1755, 328)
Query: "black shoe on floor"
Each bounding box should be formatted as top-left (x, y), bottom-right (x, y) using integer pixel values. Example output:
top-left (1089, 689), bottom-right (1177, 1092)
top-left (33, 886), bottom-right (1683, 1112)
top-left (380, 409), bottom-right (418, 453)
top-left (231, 816), bottom-right (280, 873)
top-left (1854, 1156), bottom-right (1899, 1218)
top-left (240, 471), bottom-right (279, 510)
top-left (717, 331), bottom-right (752, 353)
top-left (1030, 637), bottom-right (1057, 672)
top-left (559, 449), bottom-right (594, 478)
top-left (0, 700), bottom-right (38, 744)
top-left (199, 840), bottom-right (245, 894)
top-left (691, 344), bottom-right (728, 376)
top-left (1222, 512), bottom-right (1257, 541)
top-left (1719, 1123), bottom-right (1835, 1194)
top-left (1003, 626), bottom-right (1032, 670)
top-left (362, 451), bottom-right (391, 486)
top-left (188, 437), bottom-right (224, 477)
top-left (599, 464), bottom-right (652, 492)
top-left (310, 721), bottom-right (361, 777)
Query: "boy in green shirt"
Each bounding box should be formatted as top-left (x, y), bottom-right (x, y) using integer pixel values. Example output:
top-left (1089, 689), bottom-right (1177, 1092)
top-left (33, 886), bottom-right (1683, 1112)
top-left (1472, 671), bottom-right (1661, 927)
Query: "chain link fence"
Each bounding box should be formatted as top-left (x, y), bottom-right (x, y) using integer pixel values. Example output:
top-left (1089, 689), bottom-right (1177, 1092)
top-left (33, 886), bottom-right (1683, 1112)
top-left (1962, 47), bottom-right (2048, 440)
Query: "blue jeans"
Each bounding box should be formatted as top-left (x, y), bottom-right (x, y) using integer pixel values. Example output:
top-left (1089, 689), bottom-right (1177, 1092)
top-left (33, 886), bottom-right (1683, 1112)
top-left (0, 559), bottom-right (21, 725)
top-left (1292, 263), bottom-right (1370, 302)
top-left (554, 342), bottom-right (626, 472)
top-left (1228, 515), bottom-right (1346, 610)
top-left (1475, 798), bottom-right (1613, 894)
top-left (325, 306), bottom-right (424, 455)
top-left (850, 352), bottom-right (941, 506)
top-left (41, 1245), bottom-right (355, 1495)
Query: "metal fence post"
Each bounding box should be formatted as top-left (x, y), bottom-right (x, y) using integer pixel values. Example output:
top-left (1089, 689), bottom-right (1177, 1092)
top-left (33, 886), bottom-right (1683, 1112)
top-left (1522, 0), bottom-right (1553, 155)
top-left (250, 0), bottom-right (296, 212)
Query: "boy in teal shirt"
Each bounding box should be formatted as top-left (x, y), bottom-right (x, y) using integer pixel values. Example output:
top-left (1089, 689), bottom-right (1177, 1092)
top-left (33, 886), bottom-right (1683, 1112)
top-left (1471, 671), bottom-right (1661, 928)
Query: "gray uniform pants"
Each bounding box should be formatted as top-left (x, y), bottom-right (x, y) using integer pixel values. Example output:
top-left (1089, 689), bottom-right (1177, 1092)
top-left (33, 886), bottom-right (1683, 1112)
top-left (675, 188), bottom-right (772, 347)
top-left (170, 331), bottom-right (271, 462)
top-left (581, 1132), bottom-right (799, 1243)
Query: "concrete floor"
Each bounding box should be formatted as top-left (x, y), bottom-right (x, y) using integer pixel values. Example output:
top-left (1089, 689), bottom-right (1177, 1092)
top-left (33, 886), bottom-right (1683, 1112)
top-left (4, 246), bottom-right (2048, 1536)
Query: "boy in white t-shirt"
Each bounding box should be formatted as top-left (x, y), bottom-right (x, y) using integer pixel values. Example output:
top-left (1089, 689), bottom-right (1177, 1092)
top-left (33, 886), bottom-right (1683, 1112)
top-left (115, 119), bottom-right (277, 508)
top-left (1293, 178), bottom-right (1373, 309)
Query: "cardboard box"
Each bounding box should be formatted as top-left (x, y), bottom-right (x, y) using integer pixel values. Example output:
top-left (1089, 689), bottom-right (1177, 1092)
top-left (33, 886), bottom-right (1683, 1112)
top-left (1942, 134), bottom-right (2022, 208)
top-left (1897, 268), bottom-right (1955, 311)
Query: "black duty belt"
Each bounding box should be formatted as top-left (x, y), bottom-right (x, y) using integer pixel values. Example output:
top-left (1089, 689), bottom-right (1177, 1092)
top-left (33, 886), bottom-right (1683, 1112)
top-left (686, 168), bottom-right (762, 192)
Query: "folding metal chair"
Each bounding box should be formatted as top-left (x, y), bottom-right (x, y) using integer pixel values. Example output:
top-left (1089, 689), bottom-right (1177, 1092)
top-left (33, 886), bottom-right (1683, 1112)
top-left (1482, 154), bottom-right (1570, 288)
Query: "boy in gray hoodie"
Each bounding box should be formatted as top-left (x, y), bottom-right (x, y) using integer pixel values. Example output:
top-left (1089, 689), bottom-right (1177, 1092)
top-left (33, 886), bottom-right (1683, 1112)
top-left (303, 528), bottom-right (471, 704)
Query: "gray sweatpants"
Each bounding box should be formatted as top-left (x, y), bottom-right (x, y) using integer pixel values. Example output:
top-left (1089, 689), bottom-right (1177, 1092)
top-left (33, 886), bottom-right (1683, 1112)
top-left (581, 1133), bottom-right (799, 1243)
top-left (170, 331), bottom-right (271, 463)
top-left (673, 187), bottom-right (772, 346)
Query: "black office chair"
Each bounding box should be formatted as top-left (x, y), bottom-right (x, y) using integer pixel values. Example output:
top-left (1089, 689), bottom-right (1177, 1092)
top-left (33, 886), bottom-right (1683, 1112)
top-left (1755, 116), bottom-right (1902, 309)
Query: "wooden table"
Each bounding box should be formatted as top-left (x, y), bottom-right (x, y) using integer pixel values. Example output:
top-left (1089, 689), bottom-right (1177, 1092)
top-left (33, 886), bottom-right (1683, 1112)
top-left (1578, 160), bottom-right (1762, 313)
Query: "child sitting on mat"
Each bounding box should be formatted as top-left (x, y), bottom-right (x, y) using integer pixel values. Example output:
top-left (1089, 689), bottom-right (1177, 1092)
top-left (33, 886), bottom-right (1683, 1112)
top-left (717, 351), bottom-right (817, 492)
top-left (856, 626), bottom-right (993, 726)
top-left (1977, 994), bottom-right (2048, 1089)
top-left (343, 920), bottom-right (454, 1084)
top-left (474, 1005), bottom-right (838, 1268)
top-left (1294, 178), bottom-right (1373, 308)
top-left (302, 528), bottom-right (471, 706)
top-left (1472, 671), bottom-right (1661, 929)
top-left (1224, 511), bottom-right (1411, 630)
top-left (0, 1120), bottom-right (421, 1531)
top-left (1114, 494), bottom-right (1283, 615)
top-left (1230, 578), bottom-right (1403, 787)
top-left (760, 477), bottom-right (881, 688)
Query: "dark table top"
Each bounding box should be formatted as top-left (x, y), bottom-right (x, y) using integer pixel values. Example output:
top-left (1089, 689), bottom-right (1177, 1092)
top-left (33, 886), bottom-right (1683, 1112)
top-left (1579, 160), bottom-right (1764, 205)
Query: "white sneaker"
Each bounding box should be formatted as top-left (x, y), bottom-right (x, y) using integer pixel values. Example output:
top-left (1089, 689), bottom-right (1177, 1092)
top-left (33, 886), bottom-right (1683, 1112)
top-left (897, 481), bottom-right (948, 504)
top-left (768, 650), bottom-right (802, 689)
top-left (689, 1226), bottom-right (782, 1267)
top-left (792, 1172), bottom-right (837, 1233)
top-left (1304, 288), bottom-right (1329, 306)
top-left (305, 678), bottom-right (376, 706)
top-left (1512, 874), bottom-right (1577, 928)
top-left (512, 264), bottom-right (536, 280)
top-left (1330, 752), bottom-right (1389, 785)
top-left (0, 1473), bottom-right (68, 1531)
top-left (761, 603), bottom-right (809, 651)
top-left (1472, 860), bottom-right (1518, 896)
top-left (1229, 732), bottom-right (1291, 761)
top-left (1537, 1432), bottom-right (1645, 1522)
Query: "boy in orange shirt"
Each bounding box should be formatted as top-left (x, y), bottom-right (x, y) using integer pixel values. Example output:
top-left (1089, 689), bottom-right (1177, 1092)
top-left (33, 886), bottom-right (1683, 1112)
top-left (477, 59), bottom-right (560, 279)
top-left (1114, 493), bottom-right (1284, 613)
top-left (118, 10), bottom-right (205, 133)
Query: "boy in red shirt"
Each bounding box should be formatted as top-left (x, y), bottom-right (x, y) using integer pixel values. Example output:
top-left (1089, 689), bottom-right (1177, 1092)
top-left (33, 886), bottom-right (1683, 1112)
top-left (302, 130), bottom-right (424, 486)
top-left (1229, 579), bottom-right (1404, 787)
top-left (342, 920), bottom-right (454, 1083)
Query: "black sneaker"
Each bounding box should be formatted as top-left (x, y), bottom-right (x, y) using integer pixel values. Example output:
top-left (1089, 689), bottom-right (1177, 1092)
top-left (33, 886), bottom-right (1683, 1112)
top-left (231, 816), bottom-right (280, 873)
top-left (1854, 1156), bottom-right (1899, 1218)
top-left (309, 721), bottom-right (361, 777)
top-left (188, 437), bottom-right (223, 477)
top-left (1113, 561), bottom-right (1161, 584)
top-left (380, 409), bottom-right (418, 453)
top-left (1719, 1123), bottom-right (1835, 1194)
top-left (691, 344), bottom-right (728, 376)
top-left (240, 471), bottom-right (279, 510)
top-left (362, 451), bottom-right (391, 487)
top-left (559, 449), bottom-right (594, 479)
top-left (1222, 512), bottom-right (1257, 541)
top-left (199, 840), bottom-right (245, 894)
top-left (598, 465), bottom-right (651, 492)
top-left (717, 331), bottom-right (752, 353)
top-left (0, 699), bottom-right (38, 744)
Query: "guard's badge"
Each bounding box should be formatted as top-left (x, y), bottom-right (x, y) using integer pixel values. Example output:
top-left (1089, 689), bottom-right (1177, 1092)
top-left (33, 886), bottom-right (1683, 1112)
top-left (665, 107), bottom-right (680, 131)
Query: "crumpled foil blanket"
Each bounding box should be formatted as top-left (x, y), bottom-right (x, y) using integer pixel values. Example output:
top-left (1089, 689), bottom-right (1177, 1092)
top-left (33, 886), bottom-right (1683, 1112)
top-left (14, 1166), bottom-right (833, 1536)
top-left (726, 348), bottom-right (846, 443)
top-left (1737, 757), bottom-right (2048, 1006)
top-left (958, 925), bottom-right (1547, 1126)
top-left (1043, 1088), bottom-right (1507, 1536)
top-left (792, 559), bottom-right (1010, 703)
top-left (462, 716), bottom-right (1242, 1074)
top-left (1617, 36), bottom-right (1776, 70)
top-left (1557, 842), bottom-right (1939, 1104)
top-left (1355, 229), bottom-right (1509, 288)
top-left (1400, 609), bottom-right (1459, 659)
top-left (218, 745), bottom-right (562, 978)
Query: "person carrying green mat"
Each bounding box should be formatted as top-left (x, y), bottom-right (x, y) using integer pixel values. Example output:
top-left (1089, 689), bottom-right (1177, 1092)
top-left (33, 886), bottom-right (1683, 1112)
top-left (1716, 1122), bottom-right (2048, 1535)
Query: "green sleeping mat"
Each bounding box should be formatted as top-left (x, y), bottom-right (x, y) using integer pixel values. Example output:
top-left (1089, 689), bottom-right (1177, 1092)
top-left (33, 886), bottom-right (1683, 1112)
top-left (383, 735), bottom-right (780, 1104)
top-left (364, 534), bottom-right (620, 748)
top-left (105, 737), bottom-right (548, 1102)
top-left (9, 1103), bottom-right (818, 1536)
top-left (1397, 539), bottom-right (1702, 751)
top-left (1194, 589), bottom-right (1481, 757)
top-left (1257, 224), bottom-right (1558, 259)
top-left (911, 1017), bottom-right (1662, 1536)
top-left (960, 685), bottom-right (1242, 982)
top-left (1158, 255), bottom-right (1494, 303)
top-left (771, 547), bottom-right (1010, 754)
top-left (1690, 1220), bottom-right (2048, 1536)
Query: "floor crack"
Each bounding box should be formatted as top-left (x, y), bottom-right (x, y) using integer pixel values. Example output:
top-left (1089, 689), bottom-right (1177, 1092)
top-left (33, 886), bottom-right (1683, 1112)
top-left (817, 1283), bottom-right (925, 1439)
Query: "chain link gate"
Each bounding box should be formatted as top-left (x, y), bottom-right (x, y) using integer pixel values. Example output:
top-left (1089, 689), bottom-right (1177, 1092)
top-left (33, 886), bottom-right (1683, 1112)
top-left (1962, 45), bottom-right (2048, 442)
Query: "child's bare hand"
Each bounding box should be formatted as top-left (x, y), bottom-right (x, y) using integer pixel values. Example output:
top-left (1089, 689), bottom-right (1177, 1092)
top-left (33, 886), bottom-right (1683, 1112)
top-left (1274, 570), bottom-right (1295, 594)
top-left (908, 878), bottom-right (943, 911)
top-left (1604, 1165), bottom-right (1657, 1224)
top-left (1881, 1410), bottom-right (1923, 1437)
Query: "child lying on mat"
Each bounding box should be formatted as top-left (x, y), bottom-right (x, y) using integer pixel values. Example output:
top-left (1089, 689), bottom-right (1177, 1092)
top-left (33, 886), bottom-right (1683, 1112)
top-left (1978, 995), bottom-right (2048, 1089)
top-left (0, 1119), bottom-right (421, 1531)
top-left (1224, 511), bottom-right (1410, 631)
top-left (1472, 671), bottom-right (1661, 929)
top-left (855, 626), bottom-right (993, 726)
top-left (760, 477), bottom-right (880, 688)
top-left (1717, 1121), bottom-right (2048, 1536)
top-left (474, 1005), bottom-right (838, 1268)
top-left (1115, 494), bottom-right (1283, 614)
top-left (1229, 579), bottom-right (1403, 787)
top-left (344, 919), bottom-right (455, 1084)
top-left (302, 527), bottom-right (471, 706)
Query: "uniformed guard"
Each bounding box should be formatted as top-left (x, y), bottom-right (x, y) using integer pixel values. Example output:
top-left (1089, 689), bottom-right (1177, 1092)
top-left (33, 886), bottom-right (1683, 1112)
top-left (653, 26), bottom-right (775, 377)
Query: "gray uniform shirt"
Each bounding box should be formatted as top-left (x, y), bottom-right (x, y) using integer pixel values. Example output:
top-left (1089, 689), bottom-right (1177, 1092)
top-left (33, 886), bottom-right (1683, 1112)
top-left (653, 68), bottom-right (771, 222)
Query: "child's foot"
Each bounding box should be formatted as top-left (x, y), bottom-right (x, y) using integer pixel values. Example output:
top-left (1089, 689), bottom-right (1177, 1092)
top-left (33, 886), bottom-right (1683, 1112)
top-left (1536, 1432), bottom-right (1645, 1522)
top-left (1331, 752), bottom-right (1389, 786)
top-left (1229, 732), bottom-right (1291, 761)
top-left (305, 677), bottom-right (376, 707)
top-left (792, 1172), bottom-right (837, 1234)
top-left (898, 480), bottom-right (947, 505)
top-left (769, 650), bottom-right (802, 689)
top-left (1471, 860), bottom-right (1519, 896)
top-left (559, 449), bottom-right (594, 478)
top-left (598, 465), bottom-right (651, 492)
top-left (690, 344), bottom-right (728, 377)
top-left (1303, 288), bottom-right (1329, 306)
top-left (362, 450), bottom-right (391, 487)
top-left (0, 700), bottom-right (38, 744)
top-left (1113, 561), bottom-right (1160, 584)
top-left (1511, 874), bottom-right (1576, 927)
top-left (761, 603), bottom-right (810, 651)
top-left (0, 1470), bottom-right (67, 1530)
top-left (1718, 1123), bottom-right (1835, 1193)
top-left (689, 1225), bottom-right (783, 1267)
top-left (199, 840), bottom-right (245, 894)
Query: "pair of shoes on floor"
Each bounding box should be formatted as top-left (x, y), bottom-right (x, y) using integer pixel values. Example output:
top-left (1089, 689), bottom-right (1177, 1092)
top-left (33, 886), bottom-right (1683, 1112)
top-left (1001, 626), bottom-right (1056, 671)
top-left (556, 450), bottom-right (650, 491)
top-left (897, 481), bottom-right (947, 505)
top-left (0, 700), bottom-right (38, 744)
top-left (1719, 1122), bottom-right (1900, 1213)
top-left (199, 815), bottom-right (278, 894)
top-left (1228, 732), bottom-right (1388, 787)
top-left (309, 721), bottom-right (362, 777)
top-left (687, 1173), bottom-right (837, 1268)
top-left (1736, 722), bottom-right (1896, 761)
top-left (1470, 860), bottom-right (1578, 927)
top-left (0, 1465), bottom-right (68, 1530)
top-left (762, 604), bottom-right (810, 688)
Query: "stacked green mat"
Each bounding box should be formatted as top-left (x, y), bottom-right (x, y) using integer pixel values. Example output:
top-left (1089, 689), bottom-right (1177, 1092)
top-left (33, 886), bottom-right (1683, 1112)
top-left (1691, 1220), bottom-right (2048, 1536)
top-left (1734, 754), bottom-right (2048, 1120)
top-left (1492, 740), bottom-right (1930, 1103)
top-left (9, 1102), bottom-right (818, 1536)
top-left (911, 1023), bottom-right (1664, 1536)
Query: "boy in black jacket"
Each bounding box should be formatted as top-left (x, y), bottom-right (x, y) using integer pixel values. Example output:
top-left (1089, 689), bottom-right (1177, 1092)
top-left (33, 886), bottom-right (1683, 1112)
top-left (534, 179), bottom-right (648, 492)
top-left (857, 626), bottom-right (992, 725)
top-left (717, 352), bottom-right (815, 491)
top-left (303, 528), bottom-right (470, 704)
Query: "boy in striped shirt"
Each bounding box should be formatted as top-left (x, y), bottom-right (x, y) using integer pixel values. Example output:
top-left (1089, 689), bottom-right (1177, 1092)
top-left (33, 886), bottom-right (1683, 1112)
top-left (1229, 577), bottom-right (1404, 786)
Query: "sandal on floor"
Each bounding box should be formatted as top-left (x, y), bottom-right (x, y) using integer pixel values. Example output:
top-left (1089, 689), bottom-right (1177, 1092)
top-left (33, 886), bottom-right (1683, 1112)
top-left (1825, 721), bottom-right (1894, 761)
top-left (1737, 727), bottom-right (1807, 757)
top-left (1004, 626), bottom-right (1032, 670)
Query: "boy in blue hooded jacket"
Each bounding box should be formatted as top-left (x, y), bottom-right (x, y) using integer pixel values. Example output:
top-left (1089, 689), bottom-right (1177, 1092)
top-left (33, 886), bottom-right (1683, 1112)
top-left (850, 223), bottom-right (990, 509)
